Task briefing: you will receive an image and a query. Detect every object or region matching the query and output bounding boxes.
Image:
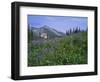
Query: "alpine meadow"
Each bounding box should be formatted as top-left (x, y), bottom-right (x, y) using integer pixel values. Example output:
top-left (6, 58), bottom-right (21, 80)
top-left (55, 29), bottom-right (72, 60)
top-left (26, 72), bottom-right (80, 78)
top-left (28, 15), bottom-right (88, 66)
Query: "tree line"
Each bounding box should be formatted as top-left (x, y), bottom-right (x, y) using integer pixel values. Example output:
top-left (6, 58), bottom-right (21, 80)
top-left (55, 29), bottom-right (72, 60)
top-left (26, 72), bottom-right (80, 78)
top-left (66, 27), bottom-right (87, 35)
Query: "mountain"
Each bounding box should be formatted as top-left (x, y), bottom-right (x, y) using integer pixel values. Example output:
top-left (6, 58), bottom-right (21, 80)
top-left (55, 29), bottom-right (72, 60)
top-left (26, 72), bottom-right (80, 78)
top-left (31, 25), bottom-right (65, 39)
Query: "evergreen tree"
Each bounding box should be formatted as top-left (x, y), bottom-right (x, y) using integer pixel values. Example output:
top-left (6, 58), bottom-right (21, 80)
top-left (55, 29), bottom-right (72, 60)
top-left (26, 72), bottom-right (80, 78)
top-left (69, 28), bottom-right (72, 34)
top-left (28, 25), bottom-right (33, 43)
top-left (66, 30), bottom-right (69, 35)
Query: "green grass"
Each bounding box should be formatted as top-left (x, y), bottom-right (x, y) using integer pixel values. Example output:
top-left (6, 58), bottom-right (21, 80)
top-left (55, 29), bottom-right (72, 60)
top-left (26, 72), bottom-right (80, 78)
top-left (28, 32), bottom-right (87, 66)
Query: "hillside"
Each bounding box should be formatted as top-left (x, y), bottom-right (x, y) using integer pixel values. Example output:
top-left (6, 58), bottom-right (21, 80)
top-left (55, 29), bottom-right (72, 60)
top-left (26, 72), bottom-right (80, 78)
top-left (28, 32), bottom-right (87, 66)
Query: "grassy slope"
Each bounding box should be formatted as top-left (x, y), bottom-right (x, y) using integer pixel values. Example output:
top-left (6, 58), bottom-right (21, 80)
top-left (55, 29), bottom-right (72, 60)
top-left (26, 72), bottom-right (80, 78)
top-left (28, 32), bottom-right (87, 66)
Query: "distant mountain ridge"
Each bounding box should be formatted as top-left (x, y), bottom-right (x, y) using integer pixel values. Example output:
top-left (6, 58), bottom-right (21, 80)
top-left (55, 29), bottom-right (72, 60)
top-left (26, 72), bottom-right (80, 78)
top-left (31, 25), bottom-right (65, 39)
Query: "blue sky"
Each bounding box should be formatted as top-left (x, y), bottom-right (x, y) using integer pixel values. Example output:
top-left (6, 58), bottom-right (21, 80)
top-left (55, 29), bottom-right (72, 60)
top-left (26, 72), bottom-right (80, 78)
top-left (28, 15), bottom-right (88, 33)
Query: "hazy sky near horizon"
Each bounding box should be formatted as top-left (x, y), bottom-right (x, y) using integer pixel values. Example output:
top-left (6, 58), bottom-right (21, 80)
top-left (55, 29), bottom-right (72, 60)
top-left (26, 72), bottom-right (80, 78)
top-left (28, 15), bottom-right (88, 33)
